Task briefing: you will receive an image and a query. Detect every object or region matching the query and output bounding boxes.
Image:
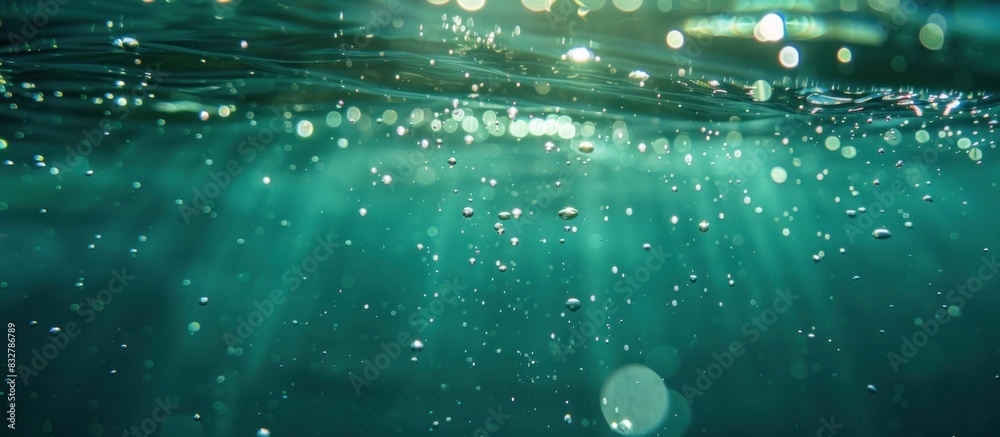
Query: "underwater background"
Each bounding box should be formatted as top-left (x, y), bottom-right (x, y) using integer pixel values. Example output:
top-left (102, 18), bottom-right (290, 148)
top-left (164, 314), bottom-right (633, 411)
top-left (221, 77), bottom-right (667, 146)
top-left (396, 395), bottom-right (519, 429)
top-left (1, 0), bottom-right (999, 436)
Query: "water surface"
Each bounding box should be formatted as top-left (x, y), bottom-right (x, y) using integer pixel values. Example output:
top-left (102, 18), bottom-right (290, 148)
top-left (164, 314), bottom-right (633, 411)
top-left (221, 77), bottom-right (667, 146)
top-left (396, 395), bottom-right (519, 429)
top-left (2, 0), bottom-right (999, 436)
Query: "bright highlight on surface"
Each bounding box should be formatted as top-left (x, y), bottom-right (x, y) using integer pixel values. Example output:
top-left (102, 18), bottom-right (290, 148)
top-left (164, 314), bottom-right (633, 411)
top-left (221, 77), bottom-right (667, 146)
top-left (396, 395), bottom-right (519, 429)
top-left (601, 364), bottom-right (669, 435)
top-left (666, 30), bottom-right (684, 49)
top-left (565, 46), bottom-right (595, 63)
top-left (296, 120), bottom-right (313, 138)
top-left (751, 80), bottom-right (772, 101)
top-left (520, 0), bottom-right (550, 11)
top-left (778, 46), bottom-right (799, 68)
top-left (754, 13), bottom-right (785, 42)
top-left (770, 166), bottom-right (787, 184)
top-left (825, 136), bottom-right (840, 151)
top-left (837, 47), bottom-right (852, 63)
top-left (612, 0), bottom-right (643, 12)
top-left (919, 23), bottom-right (944, 50)
top-left (457, 0), bottom-right (486, 12)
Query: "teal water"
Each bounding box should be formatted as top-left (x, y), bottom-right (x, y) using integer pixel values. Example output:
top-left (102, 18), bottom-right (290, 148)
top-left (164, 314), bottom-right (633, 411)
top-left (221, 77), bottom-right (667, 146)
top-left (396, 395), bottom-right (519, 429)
top-left (2, 0), bottom-right (999, 436)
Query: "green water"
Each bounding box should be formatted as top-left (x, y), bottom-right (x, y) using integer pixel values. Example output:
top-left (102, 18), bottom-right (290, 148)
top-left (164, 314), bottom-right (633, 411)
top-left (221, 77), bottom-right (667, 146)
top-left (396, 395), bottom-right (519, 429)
top-left (2, 0), bottom-right (999, 436)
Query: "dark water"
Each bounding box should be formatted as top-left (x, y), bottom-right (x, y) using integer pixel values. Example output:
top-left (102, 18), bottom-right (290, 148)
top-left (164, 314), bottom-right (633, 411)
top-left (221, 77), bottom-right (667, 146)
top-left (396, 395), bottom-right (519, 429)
top-left (2, 0), bottom-right (999, 436)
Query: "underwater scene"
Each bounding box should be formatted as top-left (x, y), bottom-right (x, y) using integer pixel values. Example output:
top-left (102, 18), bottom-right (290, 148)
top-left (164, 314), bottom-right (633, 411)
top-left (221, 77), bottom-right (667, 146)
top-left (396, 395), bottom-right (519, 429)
top-left (1, 0), bottom-right (999, 435)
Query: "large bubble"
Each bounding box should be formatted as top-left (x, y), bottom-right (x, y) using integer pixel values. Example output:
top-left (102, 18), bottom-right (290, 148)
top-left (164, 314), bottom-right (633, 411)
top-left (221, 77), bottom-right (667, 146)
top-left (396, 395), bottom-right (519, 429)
top-left (600, 364), bottom-right (670, 435)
